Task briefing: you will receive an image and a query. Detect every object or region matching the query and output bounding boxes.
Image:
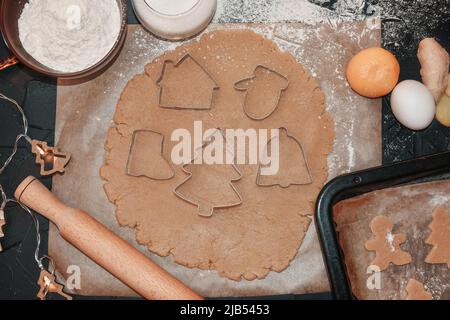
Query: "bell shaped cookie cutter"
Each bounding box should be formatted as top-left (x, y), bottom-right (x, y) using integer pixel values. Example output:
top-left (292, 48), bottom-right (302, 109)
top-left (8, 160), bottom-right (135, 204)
top-left (234, 65), bottom-right (289, 121)
top-left (256, 127), bottom-right (312, 188)
top-left (173, 129), bottom-right (243, 217)
top-left (157, 53), bottom-right (219, 110)
top-left (126, 130), bottom-right (175, 180)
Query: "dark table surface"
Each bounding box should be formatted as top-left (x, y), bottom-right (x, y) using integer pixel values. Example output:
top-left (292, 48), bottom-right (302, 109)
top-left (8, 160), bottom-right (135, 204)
top-left (0, 0), bottom-right (449, 300)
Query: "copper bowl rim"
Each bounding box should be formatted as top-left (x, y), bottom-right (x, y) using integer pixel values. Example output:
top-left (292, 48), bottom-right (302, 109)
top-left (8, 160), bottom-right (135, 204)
top-left (0, 0), bottom-right (128, 80)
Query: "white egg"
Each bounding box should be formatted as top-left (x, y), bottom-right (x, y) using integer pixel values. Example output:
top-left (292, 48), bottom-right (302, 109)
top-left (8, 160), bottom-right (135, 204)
top-left (391, 80), bottom-right (436, 131)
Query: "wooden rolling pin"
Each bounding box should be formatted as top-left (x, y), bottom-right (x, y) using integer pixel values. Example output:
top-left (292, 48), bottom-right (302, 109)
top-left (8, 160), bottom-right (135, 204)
top-left (15, 176), bottom-right (202, 300)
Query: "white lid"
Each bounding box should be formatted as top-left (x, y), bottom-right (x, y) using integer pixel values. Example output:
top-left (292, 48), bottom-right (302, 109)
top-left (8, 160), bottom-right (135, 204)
top-left (132, 0), bottom-right (217, 40)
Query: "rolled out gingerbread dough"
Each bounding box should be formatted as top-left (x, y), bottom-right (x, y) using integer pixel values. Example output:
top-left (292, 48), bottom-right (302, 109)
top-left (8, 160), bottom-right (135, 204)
top-left (101, 30), bottom-right (334, 281)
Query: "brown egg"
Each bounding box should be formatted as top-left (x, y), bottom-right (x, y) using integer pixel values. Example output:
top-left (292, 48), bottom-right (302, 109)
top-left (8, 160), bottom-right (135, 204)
top-left (346, 47), bottom-right (400, 98)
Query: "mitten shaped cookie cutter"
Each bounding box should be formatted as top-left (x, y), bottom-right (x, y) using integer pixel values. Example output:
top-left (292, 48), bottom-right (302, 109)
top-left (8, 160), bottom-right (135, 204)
top-left (234, 65), bottom-right (289, 121)
top-left (126, 130), bottom-right (175, 180)
top-left (31, 140), bottom-right (71, 176)
top-left (256, 127), bottom-right (313, 188)
top-left (157, 53), bottom-right (219, 110)
top-left (173, 129), bottom-right (243, 217)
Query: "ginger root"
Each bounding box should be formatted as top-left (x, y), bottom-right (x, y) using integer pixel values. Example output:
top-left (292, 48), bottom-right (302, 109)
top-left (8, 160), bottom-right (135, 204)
top-left (436, 78), bottom-right (450, 127)
top-left (446, 77), bottom-right (450, 97)
top-left (417, 38), bottom-right (449, 103)
top-left (436, 94), bottom-right (450, 127)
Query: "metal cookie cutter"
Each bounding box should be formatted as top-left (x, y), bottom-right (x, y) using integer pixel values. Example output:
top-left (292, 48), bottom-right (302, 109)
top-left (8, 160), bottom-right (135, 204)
top-left (234, 65), bottom-right (289, 121)
top-left (31, 140), bottom-right (71, 176)
top-left (0, 191), bottom-right (5, 252)
top-left (37, 267), bottom-right (72, 300)
top-left (256, 127), bottom-right (313, 188)
top-left (126, 129), bottom-right (175, 180)
top-left (157, 53), bottom-right (219, 110)
top-left (173, 129), bottom-right (243, 217)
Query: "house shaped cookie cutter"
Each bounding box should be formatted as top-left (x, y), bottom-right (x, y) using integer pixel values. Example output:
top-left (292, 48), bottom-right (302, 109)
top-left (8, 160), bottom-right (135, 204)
top-left (157, 53), bottom-right (219, 110)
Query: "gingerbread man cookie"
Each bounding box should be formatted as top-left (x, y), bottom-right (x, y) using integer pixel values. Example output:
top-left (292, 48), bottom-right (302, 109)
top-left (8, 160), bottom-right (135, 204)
top-left (365, 215), bottom-right (412, 271)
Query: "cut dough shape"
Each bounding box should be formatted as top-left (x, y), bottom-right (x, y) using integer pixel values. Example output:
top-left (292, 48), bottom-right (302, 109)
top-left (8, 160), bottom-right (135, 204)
top-left (126, 130), bottom-right (174, 180)
top-left (235, 65), bottom-right (289, 120)
top-left (174, 131), bottom-right (243, 217)
top-left (157, 53), bottom-right (219, 110)
top-left (405, 279), bottom-right (433, 300)
top-left (101, 30), bottom-right (334, 281)
top-left (425, 206), bottom-right (450, 268)
top-left (365, 215), bottom-right (412, 271)
top-left (257, 128), bottom-right (312, 188)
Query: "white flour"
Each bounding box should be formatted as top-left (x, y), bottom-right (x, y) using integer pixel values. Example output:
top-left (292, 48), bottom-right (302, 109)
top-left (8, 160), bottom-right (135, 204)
top-left (18, 0), bottom-right (121, 73)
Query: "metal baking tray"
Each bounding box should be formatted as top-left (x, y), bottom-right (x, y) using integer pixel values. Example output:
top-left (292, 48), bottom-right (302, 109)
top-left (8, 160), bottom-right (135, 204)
top-left (315, 151), bottom-right (450, 300)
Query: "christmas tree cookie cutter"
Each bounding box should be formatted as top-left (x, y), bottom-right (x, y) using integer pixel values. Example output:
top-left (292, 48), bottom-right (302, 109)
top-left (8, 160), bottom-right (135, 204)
top-left (256, 127), bottom-right (312, 188)
top-left (37, 257), bottom-right (72, 300)
top-left (0, 93), bottom-right (71, 177)
top-left (31, 140), bottom-right (71, 176)
top-left (173, 129), bottom-right (243, 217)
top-left (126, 130), bottom-right (175, 180)
top-left (156, 53), bottom-right (219, 110)
top-left (234, 65), bottom-right (289, 121)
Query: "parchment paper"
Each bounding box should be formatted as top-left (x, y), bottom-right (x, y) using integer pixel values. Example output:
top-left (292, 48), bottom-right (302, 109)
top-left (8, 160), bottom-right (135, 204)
top-left (334, 180), bottom-right (450, 300)
top-left (51, 21), bottom-right (381, 297)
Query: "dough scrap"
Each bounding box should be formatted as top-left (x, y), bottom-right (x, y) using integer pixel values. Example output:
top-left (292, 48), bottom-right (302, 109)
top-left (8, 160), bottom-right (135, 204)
top-left (405, 279), bottom-right (433, 300)
top-left (101, 30), bottom-right (334, 281)
top-left (425, 206), bottom-right (450, 268)
top-left (365, 216), bottom-right (412, 271)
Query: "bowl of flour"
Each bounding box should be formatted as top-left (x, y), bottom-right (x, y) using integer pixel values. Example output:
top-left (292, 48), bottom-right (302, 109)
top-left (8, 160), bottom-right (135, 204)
top-left (0, 0), bottom-right (127, 80)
